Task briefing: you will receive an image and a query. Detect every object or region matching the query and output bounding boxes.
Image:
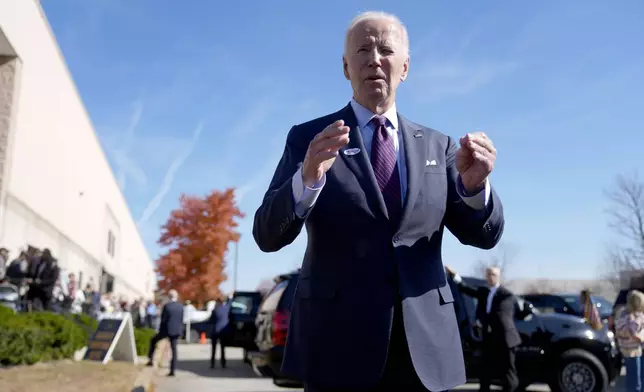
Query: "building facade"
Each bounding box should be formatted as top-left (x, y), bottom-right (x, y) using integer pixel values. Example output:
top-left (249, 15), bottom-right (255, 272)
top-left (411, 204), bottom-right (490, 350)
top-left (0, 0), bottom-right (156, 299)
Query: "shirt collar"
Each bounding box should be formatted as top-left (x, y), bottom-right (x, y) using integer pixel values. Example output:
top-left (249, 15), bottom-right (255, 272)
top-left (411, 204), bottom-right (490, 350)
top-left (350, 98), bottom-right (399, 131)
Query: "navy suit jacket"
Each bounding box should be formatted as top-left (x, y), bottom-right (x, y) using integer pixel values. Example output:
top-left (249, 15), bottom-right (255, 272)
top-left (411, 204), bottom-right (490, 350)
top-left (209, 303), bottom-right (231, 335)
top-left (159, 301), bottom-right (184, 338)
top-left (253, 103), bottom-right (504, 391)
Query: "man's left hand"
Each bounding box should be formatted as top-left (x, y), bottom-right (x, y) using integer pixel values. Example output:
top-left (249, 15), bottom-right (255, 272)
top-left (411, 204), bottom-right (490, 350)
top-left (456, 132), bottom-right (496, 192)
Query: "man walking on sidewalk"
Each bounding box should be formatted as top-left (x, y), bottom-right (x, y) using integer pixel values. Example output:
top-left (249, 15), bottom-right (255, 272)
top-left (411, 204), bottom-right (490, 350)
top-left (209, 296), bottom-right (232, 369)
top-left (147, 289), bottom-right (184, 377)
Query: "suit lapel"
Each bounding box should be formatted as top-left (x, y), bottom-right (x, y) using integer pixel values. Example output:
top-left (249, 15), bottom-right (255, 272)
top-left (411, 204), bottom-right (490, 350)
top-left (399, 115), bottom-right (426, 226)
top-left (338, 104), bottom-right (388, 219)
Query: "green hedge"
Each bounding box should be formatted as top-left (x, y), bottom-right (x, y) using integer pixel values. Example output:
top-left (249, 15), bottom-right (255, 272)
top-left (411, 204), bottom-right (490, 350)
top-left (133, 327), bottom-right (156, 356)
top-left (0, 305), bottom-right (155, 366)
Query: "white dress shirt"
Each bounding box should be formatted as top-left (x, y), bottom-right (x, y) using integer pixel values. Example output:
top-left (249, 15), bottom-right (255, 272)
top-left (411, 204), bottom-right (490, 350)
top-left (486, 284), bottom-right (500, 314)
top-left (291, 99), bottom-right (491, 217)
top-left (452, 273), bottom-right (499, 313)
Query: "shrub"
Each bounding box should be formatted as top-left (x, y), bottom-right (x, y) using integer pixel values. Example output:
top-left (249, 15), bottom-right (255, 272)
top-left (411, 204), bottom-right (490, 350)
top-left (68, 313), bottom-right (98, 340)
top-left (133, 328), bottom-right (156, 356)
top-left (0, 308), bottom-right (85, 365)
top-left (0, 305), bottom-right (158, 365)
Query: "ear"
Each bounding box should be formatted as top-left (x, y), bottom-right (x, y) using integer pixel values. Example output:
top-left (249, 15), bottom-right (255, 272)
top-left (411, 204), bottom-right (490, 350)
top-left (343, 56), bottom-right (350, 80)
top-left (400, 56), bottom-right (410, 82)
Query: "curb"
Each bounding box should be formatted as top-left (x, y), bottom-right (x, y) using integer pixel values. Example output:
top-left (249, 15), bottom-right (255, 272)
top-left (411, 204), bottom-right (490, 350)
top-left (132, 366), bottom-right (156, 392)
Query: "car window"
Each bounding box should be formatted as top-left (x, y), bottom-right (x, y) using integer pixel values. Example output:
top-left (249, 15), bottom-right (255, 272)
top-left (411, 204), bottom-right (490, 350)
top-left (230, 293), bottom-right (261, 315)
top-left (278, 276), bottom-right (298, 311)
top-left (259, 280), bottom-right (288, 312)
top-left (560, 294), bottom-right (613, 316)
top-left (523, 295), bottom-right (560, 313)
top-left (593, 296), bottom-right (613, 316)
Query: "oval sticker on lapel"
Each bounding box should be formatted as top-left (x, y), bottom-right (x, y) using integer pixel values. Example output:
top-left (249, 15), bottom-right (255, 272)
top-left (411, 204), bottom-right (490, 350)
top-left (343, 148), bottom-right (361, 156)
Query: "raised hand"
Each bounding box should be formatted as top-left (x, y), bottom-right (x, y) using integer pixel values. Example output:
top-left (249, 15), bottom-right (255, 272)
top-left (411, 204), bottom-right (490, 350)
top-left (302, 120), bottom-right (350, 187)
top-left (456, 132), bottom-right (496, 192)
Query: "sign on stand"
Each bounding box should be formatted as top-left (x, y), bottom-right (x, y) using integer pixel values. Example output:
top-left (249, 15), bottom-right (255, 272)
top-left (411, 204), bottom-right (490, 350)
top-left (83, 312), bottom-right (138, 364)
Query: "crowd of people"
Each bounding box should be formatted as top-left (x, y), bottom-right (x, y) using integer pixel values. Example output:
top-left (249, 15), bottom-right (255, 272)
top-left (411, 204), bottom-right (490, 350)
top-left (0, 245), bottom-right (161, 329)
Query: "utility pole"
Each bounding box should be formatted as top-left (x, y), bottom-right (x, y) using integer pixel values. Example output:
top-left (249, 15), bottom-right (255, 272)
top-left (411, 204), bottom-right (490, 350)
top-left (233, 241), bottom-right (239, 293)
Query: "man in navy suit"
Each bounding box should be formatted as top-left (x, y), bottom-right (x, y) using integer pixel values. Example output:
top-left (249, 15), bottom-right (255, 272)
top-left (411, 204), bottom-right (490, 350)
top-left (209, 296), bottom-right (231, 369)
top-left (146, 289), bottom-right (184, 376)
top-left (253, 11), bottom-right (504, 392)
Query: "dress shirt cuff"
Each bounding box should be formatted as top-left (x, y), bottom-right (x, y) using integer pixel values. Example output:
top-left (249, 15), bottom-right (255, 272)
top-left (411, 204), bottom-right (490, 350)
top-left (456, 176), bottom-right (490, 211)
top-left (292, 166), bottom-right (325, 218)
top-left (452, 273), bottom-right (463, 284)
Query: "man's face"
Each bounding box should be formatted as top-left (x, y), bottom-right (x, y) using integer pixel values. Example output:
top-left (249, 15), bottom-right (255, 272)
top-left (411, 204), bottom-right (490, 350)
top-left (343, 18), bottom-right (409, 109)
top-left (486, 268), bottom-right (501, 286)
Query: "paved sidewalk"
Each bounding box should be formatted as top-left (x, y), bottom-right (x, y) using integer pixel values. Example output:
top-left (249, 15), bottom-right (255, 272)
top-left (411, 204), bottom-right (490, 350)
top-left (154, 343), bottom-right (296, 392)
top-left (155, 343), bottom-right (627, 392)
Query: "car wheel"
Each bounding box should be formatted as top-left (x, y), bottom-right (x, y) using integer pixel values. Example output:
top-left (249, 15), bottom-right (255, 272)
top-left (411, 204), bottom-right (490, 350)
top-left (550, 349), bottom-right (608, 392)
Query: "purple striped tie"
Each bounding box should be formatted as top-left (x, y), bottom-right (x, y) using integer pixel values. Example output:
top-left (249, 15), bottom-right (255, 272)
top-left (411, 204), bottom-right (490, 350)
top-left (370, 115), bottom-right (402, 223)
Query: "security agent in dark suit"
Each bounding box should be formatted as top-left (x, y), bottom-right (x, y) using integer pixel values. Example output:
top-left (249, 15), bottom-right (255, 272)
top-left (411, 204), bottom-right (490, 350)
top-left (146, 289), bottom-right (184, 376)
top-left (209, 297), bottom-right (231, 369)
top-left (253, 11), bottom-right (504, 392)
top-left (446, 265), bottom-right (521, 392)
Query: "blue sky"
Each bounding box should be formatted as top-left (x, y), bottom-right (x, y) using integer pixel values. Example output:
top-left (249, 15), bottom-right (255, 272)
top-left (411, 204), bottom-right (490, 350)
top-left (41, 0), bottom-right (644, 292)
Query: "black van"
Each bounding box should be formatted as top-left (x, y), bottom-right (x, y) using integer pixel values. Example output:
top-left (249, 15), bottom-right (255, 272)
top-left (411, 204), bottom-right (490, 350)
top-left (249, 270), bottom-right (300, 387)
top-left (251, 272), bottom-right (622, 392)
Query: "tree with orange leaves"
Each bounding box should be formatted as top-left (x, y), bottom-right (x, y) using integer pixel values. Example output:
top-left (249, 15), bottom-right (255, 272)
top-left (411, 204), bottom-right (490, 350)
top-left (155, 188), bottom-right (244, 303)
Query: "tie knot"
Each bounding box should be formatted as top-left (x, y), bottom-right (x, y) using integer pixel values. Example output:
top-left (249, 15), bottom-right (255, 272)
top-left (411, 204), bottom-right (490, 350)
top-left (370, 115), bottom-right (388, 127)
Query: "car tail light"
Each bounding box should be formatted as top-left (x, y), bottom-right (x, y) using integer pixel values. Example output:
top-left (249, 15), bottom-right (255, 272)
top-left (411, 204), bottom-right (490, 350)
top-left (272, 309), bottom-right (290, 346)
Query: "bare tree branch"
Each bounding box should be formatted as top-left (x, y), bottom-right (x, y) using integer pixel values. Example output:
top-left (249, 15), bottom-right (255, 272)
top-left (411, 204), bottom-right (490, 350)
top-left (603, 171), bottom-right (644, 287)
top-left (471, 241), bottom-right (519, 281)
top-left (523, 279), bottom-right (556, 294)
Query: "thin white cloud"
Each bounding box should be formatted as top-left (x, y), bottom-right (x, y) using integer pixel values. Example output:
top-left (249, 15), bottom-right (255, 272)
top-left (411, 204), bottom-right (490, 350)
top-left (113, 100), bottom-right (145, 191)
top-left (414, 60), bottom-right (517, 101)
top-left (137, 121), bottom-right (205, 224)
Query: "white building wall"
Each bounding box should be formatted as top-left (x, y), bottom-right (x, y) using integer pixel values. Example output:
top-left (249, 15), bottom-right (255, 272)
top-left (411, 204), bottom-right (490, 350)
top-left (0, 0), bottom-right (155, 299)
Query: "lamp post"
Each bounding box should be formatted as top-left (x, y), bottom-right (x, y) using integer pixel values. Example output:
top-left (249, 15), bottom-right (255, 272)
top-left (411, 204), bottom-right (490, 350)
top-left (233, 241), bottom-right (239, 293)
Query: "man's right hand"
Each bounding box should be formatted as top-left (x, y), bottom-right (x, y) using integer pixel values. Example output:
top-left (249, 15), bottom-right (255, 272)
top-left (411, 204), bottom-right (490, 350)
top-left (302, 120), bottom-right (350, 187)
top-left (445, 265), bottom-right (456, 277)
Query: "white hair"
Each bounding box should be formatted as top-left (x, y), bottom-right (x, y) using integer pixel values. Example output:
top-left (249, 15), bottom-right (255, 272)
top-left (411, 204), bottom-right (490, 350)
top-left (344, 11), bottom-right (410, 56)
top-left (486, 265), bottom-right (502, 276)
top-left (168, 289), bottom-right (178, 301)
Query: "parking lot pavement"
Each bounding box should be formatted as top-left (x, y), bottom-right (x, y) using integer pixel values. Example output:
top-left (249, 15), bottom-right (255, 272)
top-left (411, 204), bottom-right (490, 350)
top-left (155, 343), bottom-right (621, 392)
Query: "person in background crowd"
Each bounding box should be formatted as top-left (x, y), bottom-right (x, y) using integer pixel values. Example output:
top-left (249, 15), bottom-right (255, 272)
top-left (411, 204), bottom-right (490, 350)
top-left (146, 289), bottom-right (184, 377)
top-left (446, 265), bottom-right (521, 392)
top-left (65, 273), bottom-right (77, 310)
top-left (616, 290), bottom-right (644, 392)
top-left (581, 289), bottom-right (603, 330)
top-left (66, 274), bottom-right (85, 314)
top-left (27, 248), bottom-right (60, 311)
top-left (146, 300), bottom-right (159, 330)
top-left (209, 296), bottom-right (231, 369)
top-left (0, 247), bottom-right (9, 280)
top-left (4, 250), bottom-right (28, 284)
top-left (51, 277), bottom-right (65, 312)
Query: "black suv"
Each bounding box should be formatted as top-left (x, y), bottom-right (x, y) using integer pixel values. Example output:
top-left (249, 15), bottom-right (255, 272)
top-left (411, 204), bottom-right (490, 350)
top-left (522, 293), bottom-right (613, 324)
top-left (251, 272), bottom-right (621, 392)
top-left (249, 270), bottom-right (301, 387)
top-left (454, 277), bottom-right (620, 392)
